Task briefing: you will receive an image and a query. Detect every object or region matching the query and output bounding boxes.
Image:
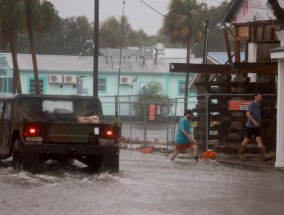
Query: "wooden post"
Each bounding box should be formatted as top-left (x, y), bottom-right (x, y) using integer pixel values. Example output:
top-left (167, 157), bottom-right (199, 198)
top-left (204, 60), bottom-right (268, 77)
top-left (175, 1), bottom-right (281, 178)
top-left (224, 29), bottom-right (232, 64)
top-left (234, 26), bottom-right (241, 62)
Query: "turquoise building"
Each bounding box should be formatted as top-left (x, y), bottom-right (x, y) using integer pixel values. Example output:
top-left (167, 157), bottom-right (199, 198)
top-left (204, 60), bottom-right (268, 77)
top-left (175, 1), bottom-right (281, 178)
top-left (1, 49), bottom-right (239, 117)
top-left (0, 47), bottom-right (201, 98)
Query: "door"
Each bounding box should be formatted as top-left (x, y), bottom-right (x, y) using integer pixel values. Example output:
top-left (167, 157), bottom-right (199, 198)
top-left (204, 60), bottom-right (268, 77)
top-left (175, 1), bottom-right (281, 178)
top-left (0, 100), bottom-right (3, 150)
top-left (0, 101), bottom-right (12, 154)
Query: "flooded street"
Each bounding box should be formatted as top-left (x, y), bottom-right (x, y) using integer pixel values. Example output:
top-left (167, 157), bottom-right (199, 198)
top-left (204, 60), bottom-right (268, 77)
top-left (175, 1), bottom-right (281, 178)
top-left (0, 150), bottom-right (284, 215)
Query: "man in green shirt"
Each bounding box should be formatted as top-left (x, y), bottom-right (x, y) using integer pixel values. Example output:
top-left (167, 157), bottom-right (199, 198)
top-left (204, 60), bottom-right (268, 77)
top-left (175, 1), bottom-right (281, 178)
top-left (170, 109), bottom-right (199, 161)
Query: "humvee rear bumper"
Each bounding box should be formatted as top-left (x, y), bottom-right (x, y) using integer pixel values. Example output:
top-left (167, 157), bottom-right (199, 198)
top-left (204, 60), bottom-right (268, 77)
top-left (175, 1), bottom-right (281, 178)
top-left (21, 143), bottom-right (119, 173)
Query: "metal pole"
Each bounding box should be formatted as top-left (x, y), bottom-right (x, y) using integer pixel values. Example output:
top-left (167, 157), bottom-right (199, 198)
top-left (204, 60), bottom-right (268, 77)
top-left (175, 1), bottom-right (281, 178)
top-left (203, 20), bottom-right (209, 64)
top-left (93, 0), bottom-right (99, 97)
top-left (116, 1), bottom-right (125, 117)
top-left (166, 98), bottom-right (170, 156)
top-left (143, 97), bottom-right (147, 147)
top-left (205, 92), bottom-right (209, 150)
top-left (117, 2), bottom-right (125, 97)
top-left (129, 95), bottom-right (133, 149)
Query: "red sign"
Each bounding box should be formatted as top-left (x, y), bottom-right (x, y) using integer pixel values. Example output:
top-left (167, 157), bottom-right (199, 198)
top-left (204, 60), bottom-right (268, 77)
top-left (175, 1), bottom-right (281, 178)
top-left (241, 100), bottom-right (251, 110)
top-left (243, 0), bottom-right (248, 16)
top-left (229, 100), bottom-right (241, 110)
top-left (149, 104), bottom-right (155, 120)
top-left (229, 100), bottom-right (251, 111)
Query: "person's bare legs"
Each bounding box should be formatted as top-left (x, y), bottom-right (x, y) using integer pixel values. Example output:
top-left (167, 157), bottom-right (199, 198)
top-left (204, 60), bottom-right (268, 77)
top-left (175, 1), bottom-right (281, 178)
top-left (237, 137), bottom-right (249, 160)
top-left (256, 136), bottom-right (273, 161)
top-left (191, 143), bottom-right (199, 161)
top-left (170, 150), bottom-right (179, 161)
top-left (241, 137), bottom-right (250, 146)
top-left (255, 136), bottom-right (263, 148)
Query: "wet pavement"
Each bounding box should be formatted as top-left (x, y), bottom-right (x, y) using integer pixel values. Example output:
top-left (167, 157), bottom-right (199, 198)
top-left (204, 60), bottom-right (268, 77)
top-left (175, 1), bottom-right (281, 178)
top-left (216, 153), bottom-right (280, 170)
top-left (0, 150), bottom-right (284, 215)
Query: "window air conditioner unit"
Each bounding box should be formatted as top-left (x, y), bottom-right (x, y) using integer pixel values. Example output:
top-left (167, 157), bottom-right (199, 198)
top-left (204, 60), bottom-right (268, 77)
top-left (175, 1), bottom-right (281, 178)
top-left (63, 75), bottom-right (77, 84)
top-left (120, 76), bottom-right (132, 85)
top-left (48, 74), bottom-right (63, 84)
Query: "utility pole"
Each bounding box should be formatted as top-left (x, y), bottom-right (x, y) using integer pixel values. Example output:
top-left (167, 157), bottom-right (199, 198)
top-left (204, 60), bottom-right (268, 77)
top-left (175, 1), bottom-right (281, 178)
top-left (117, 1), bottom-right (125, 97)
top-left (115, 1), bottom-right (125, 118)
top-left (203, 20), bottom-right (209, 64)
top-left (93, 0), bottom-right (99, 97)
top-left (200, 19), bottom-right (209, 83)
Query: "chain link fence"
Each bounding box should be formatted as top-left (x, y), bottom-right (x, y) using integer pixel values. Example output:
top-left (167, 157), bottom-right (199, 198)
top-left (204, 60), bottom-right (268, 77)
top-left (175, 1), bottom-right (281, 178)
top-left (99, 93), bottom-right (277, 155)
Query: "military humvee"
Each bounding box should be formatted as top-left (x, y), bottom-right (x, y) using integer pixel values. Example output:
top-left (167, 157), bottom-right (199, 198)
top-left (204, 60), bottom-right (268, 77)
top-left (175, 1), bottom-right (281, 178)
top-left (0, 94), bottom-right (120, 173)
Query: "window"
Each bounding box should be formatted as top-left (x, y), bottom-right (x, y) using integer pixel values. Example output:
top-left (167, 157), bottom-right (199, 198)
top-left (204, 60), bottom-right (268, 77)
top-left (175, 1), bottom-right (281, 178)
top-left (3, 102), bottom-right (12, 119)
top-left (29, 79), bottom-right (44, 94)
top-left (179, 81), bottom-right (185, 94)
top-left (98, 78), bottom-right (106, 91)
top-left (43, 100), bottom-right (74, 113)
top-left (0, 78), bottom-right (13, 93)
top-left (0, 78), bottom-right (5, 92)
top-left (7, 78), bottom-right (13, 92)
top-left (0, 101), bottom-right (3, 119)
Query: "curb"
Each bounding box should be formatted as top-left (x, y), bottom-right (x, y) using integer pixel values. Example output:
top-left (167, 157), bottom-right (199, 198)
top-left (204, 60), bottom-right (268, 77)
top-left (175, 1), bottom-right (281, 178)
top-left (216, 155), bottom-right (284, 171)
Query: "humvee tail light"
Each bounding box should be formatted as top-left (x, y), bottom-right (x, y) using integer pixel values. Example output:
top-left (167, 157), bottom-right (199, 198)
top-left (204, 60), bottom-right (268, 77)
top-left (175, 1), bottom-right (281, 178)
top-left (98, 128), bottom-right (116, 145)
top-left (24, 125), bottom-right (40, 137)
top-left (106, 130), bottom-right (113, 137)
top-left (24, 125), bottom-right (42, 142)
top-left (29, 128), bottom-right (37, 134)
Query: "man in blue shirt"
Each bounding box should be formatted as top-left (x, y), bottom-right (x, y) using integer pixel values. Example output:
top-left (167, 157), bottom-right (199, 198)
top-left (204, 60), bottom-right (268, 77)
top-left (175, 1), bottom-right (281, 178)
top-left (237, 93), bottom-right (273, 161)
top-left (170, 109), bottom-right (199, 161)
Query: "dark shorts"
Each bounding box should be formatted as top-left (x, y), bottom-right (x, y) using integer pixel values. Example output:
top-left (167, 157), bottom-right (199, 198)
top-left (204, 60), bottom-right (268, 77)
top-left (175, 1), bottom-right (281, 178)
top-left (245, 126), bottom-right (261, 139)
top-left (174, 141), bottom-right (195, 151)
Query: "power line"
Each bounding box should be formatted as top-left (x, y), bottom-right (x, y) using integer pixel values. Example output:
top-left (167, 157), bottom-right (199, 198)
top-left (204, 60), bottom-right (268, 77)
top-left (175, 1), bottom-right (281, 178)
top-left (208, 0), bottom-right (273, 10)
top-left (139, 0), bottom-right (165, 17)
top-left (139, 0), bottom-right (273, 20)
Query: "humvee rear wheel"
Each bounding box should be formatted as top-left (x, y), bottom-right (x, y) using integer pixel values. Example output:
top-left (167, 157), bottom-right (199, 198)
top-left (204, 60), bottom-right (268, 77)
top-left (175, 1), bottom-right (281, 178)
top-left (12, 139), bottom-right (23, 172)
top-left (58, 157), bottom-right (75, 166)
top-left (86, 155), bottom-right (102, 173)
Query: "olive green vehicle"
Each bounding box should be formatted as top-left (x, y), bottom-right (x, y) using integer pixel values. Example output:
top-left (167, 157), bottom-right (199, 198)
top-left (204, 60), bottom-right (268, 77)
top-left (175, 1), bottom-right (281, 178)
top-left (0, 94), bottom-right (120, 173)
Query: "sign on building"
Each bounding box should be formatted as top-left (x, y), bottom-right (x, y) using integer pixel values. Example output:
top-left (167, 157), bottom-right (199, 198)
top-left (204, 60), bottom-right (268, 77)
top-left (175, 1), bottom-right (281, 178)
top-left (229, 100), bottom-right (251, 111)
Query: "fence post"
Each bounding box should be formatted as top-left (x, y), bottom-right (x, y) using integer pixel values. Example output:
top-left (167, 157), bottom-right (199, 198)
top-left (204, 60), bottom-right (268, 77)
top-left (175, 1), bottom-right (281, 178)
top-left (166, 98), bottom-right (170, 156)
top-left (115, 95), bottom-right (119, 118)
top-left (143, 96), bottom-right (147, 147)
top-left (129, 95), bottom-right (133, 149)
top-left (205, 92), bottom-right (209, 150)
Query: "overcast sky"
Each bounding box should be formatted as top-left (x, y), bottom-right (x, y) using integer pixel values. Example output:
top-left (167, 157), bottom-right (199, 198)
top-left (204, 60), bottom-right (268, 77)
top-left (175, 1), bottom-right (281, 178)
top-left (49, 0), bottom-right (222, 36)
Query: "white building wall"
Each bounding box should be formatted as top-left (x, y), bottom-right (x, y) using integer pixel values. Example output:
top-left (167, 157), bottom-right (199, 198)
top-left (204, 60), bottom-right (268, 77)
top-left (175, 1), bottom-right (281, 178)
top-left (248, 43), bottom-right (258, 82)
top-left (275, 60), bottom-right (284, 167)
top-left (231, 0), bottom-right (283, 24)
top-left (271, 30), bottom-right (284, 168)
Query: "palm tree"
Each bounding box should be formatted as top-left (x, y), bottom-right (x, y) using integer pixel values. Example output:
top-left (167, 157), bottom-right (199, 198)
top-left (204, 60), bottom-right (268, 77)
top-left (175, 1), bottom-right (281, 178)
top-left (268, 0), bottom-right (284, 23)
top-left (24, 0), bottom-right (56, 94)
top-left (162, 0), bottom-right (206, 111)
top-left (0, 0), bottom-right (26, 93)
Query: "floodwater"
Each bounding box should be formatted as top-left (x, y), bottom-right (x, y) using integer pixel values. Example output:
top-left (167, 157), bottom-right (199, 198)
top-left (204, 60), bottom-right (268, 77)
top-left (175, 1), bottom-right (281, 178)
top-left (0, 150), bottom-right (284, 215)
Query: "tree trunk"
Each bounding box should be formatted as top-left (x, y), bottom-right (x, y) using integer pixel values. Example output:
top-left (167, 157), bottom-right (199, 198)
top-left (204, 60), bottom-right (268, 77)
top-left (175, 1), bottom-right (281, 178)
top-left (184, 38), bottom-right (191, 112)
top-left (26, 1), bottom-right (40, 94)
top-left (9, 33), bottom-right (22, 94)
